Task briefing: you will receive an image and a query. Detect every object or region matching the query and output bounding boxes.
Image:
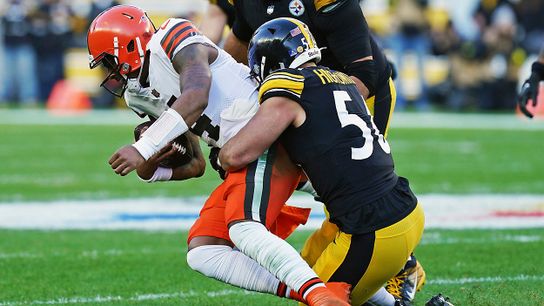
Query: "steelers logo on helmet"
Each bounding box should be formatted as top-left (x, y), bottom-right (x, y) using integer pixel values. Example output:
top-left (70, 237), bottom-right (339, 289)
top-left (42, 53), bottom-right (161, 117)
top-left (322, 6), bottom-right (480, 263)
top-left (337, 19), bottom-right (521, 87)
top-left (288, 0), bottom-right (305, 17)
top-left (248, 17), bottom-right (321, 82)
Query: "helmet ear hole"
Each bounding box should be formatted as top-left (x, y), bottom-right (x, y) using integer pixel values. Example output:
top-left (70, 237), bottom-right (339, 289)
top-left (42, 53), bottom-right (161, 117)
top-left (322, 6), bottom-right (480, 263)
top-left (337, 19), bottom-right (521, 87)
top-left (127, 40), bottom-right (135, 53)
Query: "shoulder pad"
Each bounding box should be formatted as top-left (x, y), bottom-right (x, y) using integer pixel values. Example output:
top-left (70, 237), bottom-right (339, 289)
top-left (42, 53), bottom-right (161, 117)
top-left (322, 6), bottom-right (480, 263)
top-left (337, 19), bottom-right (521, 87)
top-left (314, 0), bottom-right (348, 13)
top-left (259, 69), bottom-right (305, 102)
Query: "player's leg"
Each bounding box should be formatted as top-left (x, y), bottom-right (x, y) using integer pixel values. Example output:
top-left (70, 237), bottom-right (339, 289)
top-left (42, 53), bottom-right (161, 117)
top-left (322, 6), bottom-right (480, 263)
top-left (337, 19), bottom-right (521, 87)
top-left (187, 182), bottom-right (290, 299)
top-left (225, 143), bottom-right (350, 305)
top-left (370, 79), bottom-right (427, 303)
top-left (186, 167), bottom-right (331, 303)
top-left (309, 180), bottom-right (425, 306)
top-left (300, 211), bottom-right (338, 267)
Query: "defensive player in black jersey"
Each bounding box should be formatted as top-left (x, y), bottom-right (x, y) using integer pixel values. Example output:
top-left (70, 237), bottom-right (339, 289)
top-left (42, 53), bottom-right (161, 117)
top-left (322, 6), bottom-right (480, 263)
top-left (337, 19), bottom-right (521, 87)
top-left (224, 0), bottom-right (394, 136)
top-left (219, 18), bottom-right (425, 306)
top-left (223, 1), bottom-right (425, 303)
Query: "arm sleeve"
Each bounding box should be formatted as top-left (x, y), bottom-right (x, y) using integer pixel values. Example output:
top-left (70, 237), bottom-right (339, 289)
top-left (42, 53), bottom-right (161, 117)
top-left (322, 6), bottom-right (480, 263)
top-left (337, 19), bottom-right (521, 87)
top-left (231, 1), bottom-right (254, 42)
top-left (311, 0), bottom-right (372, 66)
top-left (160, 20), bottom-right (200, 61)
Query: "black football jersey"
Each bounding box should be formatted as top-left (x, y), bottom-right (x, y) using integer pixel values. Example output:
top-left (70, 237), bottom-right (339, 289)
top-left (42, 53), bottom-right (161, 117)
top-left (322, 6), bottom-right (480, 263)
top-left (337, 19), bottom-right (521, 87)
top-left (231, 0), bottom-right (391, 85)
top-left (259, 66), bottom-right (398, 223)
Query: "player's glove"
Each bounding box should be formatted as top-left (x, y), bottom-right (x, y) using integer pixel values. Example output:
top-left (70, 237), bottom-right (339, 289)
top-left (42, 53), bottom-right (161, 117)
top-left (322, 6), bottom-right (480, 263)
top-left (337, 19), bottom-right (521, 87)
top-left (518, 61), bottom-right (544, 118)
top-left (208, 147), bottom-right (226, 180)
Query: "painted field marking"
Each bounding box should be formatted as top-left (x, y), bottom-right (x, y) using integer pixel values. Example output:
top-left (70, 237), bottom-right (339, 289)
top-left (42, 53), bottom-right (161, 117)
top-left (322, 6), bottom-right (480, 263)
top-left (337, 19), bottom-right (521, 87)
top-left (1, 194), bottom-right (543, 230)
top-left (427, 274), bottom-right (544, 285)
top-left (1, 233), bottom-right (541, 261)
top-left (1, 274), bottom-right (542, 305)
top-left (0, 289), bottom-right (251, 306)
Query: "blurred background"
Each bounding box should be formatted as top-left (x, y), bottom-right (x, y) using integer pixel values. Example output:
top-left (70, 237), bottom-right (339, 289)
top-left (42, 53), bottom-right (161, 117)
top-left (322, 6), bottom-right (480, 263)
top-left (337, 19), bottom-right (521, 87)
top-left (0, 0), bottom-right (542, 113)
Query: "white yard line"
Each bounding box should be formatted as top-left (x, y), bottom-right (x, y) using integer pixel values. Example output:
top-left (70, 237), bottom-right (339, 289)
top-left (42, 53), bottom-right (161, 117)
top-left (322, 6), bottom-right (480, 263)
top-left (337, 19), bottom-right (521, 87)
top-left (427, 274), bottom-right (544, 285)
top-left (0, 289), bottom-right (251, 306)
top-left (0, 194), bottom-right (543, 230)
top-left (1, 274), bottom-right (542, 305)
top-left (1, 110), bottom-right (544, 130)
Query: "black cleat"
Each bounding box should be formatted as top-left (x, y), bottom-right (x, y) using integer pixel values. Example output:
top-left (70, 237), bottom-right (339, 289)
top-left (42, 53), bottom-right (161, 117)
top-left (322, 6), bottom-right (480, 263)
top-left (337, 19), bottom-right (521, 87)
top-left (425, 293), bottom-right (454, 306)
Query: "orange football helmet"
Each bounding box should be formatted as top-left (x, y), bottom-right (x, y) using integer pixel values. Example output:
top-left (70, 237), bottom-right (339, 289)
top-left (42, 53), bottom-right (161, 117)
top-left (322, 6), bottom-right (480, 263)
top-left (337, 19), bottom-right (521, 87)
top-left (87, 5), bottom-right (155, 96)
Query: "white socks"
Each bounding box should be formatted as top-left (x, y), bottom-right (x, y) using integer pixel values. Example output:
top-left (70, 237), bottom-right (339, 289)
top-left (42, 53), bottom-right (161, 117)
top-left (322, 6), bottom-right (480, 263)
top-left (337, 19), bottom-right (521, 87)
top-left (228, 221), bottom-right (323, 298)
top-left (187, 245), bottom-right (281, 294)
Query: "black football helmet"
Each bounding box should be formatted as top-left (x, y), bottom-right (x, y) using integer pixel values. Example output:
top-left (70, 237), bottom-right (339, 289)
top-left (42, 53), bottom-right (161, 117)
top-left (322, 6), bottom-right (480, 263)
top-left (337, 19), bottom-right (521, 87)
top-left (248, 17), bottom-right (321, 83)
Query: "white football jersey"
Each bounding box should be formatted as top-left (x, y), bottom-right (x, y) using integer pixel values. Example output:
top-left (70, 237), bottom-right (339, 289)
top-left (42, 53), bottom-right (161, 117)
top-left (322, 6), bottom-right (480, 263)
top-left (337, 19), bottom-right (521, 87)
top-left (129, 18), bottom-right (259, 147)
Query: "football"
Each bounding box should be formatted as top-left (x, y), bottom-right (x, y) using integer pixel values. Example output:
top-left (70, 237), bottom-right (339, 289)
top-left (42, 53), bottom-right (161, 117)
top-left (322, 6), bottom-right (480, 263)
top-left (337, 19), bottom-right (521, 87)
top-left (133, 120), bottom-right (194, 168)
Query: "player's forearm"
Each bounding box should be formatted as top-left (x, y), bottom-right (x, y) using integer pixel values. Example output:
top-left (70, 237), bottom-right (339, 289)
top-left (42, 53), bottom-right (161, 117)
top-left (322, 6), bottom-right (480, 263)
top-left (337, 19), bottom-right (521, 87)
top-left (171, 157), bottom-right (206, 180)
top-left (170, 88), bottom-right (209, 126)
top-left (350, 75), bottom-right (370, 99)
top-left (171, 133), bottom-right (206, 179)
top-left (199, 4), bottom-right (228, 44)
top-left (223, 31), bottom-right (248, 64)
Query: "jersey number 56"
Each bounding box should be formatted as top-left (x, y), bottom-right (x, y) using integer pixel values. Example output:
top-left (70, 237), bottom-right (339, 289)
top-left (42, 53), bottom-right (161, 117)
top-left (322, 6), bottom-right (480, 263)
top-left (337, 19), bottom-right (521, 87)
top-left (333, 90), bottom-right (391, 160)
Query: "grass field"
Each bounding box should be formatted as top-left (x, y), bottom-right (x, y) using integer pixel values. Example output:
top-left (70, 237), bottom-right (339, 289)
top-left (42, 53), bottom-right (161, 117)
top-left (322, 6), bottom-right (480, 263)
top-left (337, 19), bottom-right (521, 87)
top-left (1, 111), bottom-right (543, 305)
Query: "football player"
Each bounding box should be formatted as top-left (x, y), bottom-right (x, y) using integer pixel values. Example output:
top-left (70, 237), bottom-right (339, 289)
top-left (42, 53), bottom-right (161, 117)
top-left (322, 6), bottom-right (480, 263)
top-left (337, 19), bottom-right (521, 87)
top-left (88, 5), bottom-right (349, 305)
top-left (199, 0), bottom-right (236, 44)
top-left (219, 17), bottom-right (425, 306)
top-left (518, 45), bottom-right (544, 118)
top-left (223, 0), bottom-right (425, 303)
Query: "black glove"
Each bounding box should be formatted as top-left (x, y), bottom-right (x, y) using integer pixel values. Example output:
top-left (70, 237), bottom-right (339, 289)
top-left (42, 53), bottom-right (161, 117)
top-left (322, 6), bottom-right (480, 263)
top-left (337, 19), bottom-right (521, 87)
top-left (518, 62), bottom-right (544, 118)
top-left (208, 147), bottom-right (226, 180)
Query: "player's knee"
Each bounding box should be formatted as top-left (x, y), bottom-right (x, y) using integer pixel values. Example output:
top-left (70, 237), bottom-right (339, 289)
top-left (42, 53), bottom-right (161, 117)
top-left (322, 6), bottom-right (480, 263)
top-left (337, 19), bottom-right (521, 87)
top-left (228, 221), bottom-right (267, 247)
top-left (186, 245), bottom-right (231, 275)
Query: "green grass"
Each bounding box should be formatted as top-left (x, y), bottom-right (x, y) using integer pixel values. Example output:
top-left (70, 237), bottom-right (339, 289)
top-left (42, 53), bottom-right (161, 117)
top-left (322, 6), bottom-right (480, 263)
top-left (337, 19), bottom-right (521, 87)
top-left (0, 229), bottom-right (543, 305)
top-left (1, 125), bottom-right (543, 202)
top-left (1, 121), bottom-right (543, 305)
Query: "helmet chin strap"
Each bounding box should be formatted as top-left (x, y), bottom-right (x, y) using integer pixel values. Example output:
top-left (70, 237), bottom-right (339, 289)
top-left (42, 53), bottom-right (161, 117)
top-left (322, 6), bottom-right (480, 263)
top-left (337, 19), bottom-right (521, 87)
top-left (113, 36), bottom-right (119, 58)
top-left (135, 37), bottom-right (145, 63)
top-left (260, 56), bottom-right (267, 82)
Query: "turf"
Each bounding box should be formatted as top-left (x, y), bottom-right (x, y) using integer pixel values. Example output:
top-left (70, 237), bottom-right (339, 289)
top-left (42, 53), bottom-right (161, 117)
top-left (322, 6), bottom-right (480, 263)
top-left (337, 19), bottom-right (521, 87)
top-left (1, 119), bottom-right (543, 305)
top-left (0, 229), bottom-right (543, 305)
top-left (1, 124), bottom-right (543, 202)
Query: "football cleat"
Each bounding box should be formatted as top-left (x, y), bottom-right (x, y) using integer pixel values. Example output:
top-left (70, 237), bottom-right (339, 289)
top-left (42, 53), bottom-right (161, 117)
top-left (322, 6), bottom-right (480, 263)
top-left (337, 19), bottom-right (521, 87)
top-left (386, 254), bottom-right (426, 302)
top-left (425, 293), bottom-right (454, 306)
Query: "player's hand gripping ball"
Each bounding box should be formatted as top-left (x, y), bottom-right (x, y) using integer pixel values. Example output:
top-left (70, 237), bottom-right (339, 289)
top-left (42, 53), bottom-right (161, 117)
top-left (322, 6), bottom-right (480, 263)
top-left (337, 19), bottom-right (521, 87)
top-left (133, 120), bottom-right (193, 167)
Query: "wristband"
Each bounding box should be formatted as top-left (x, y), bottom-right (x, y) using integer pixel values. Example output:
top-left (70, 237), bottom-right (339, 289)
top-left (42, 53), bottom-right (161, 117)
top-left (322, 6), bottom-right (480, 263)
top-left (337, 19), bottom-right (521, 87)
top-left (138, 167), bottom-right (173, 183)
top-left (132, 108), bottom-right (189, 160)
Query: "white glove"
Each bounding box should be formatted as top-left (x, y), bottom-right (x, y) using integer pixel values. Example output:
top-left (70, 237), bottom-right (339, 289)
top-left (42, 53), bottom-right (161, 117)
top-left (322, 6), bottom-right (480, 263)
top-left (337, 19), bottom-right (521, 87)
top-left (124, 78), bottom-right (169, 118)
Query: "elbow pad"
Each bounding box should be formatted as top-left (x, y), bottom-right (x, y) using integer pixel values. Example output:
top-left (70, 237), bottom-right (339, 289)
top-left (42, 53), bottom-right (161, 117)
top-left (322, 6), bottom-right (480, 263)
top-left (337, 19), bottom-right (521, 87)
top-left (346, 60), bottom-right (377, 97)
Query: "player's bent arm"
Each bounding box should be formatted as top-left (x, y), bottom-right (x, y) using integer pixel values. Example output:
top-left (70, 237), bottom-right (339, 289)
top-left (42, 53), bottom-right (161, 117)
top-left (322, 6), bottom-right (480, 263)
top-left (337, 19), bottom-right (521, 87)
top-left (314, 0), bottom-right (375, 98)
top-left (219, 97), bottom-right (304, 171)
top-left (129, 44), bottom-right (214, 165)
top-left (170, 44), bottom-right (213, 125)
top-left (223, 31), bottom-right (249, 64)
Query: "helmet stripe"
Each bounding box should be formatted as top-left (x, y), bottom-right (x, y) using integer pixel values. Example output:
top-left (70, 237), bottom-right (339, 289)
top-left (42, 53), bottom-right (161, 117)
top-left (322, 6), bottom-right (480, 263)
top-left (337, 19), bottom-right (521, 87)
top-left (286, 18), bottom-right (315, 49)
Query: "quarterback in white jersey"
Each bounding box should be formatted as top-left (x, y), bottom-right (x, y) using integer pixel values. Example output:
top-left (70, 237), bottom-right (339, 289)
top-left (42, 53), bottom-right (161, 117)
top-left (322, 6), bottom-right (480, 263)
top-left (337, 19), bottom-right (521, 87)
top-left (88, 5), bottom-right (349, 306)
top-left (129, 17), bottom-right (259, 147)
